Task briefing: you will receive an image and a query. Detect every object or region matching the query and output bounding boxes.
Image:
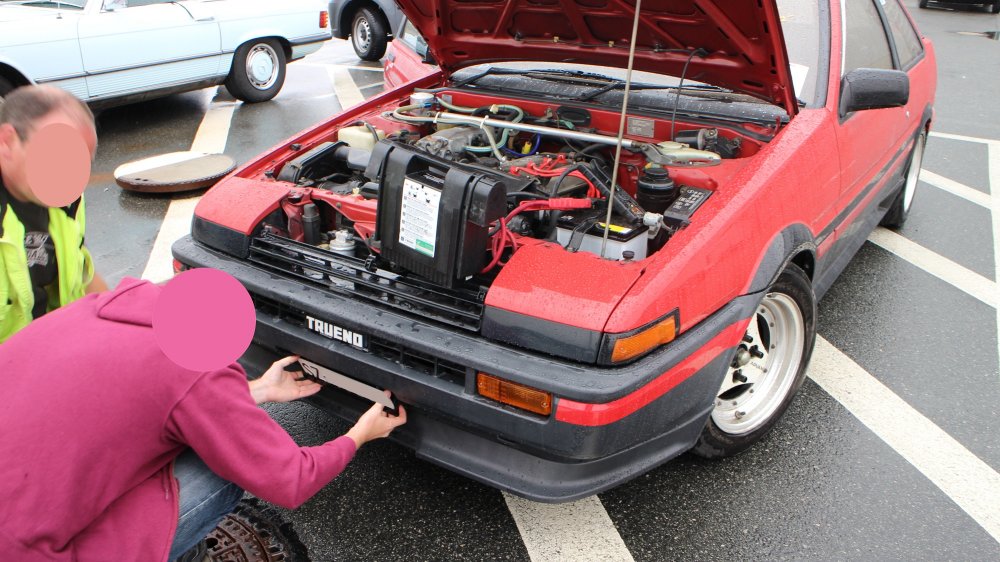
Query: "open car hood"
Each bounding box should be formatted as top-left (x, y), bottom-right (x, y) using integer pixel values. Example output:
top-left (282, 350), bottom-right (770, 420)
top-left (395, 0), bottom-right (797, 115)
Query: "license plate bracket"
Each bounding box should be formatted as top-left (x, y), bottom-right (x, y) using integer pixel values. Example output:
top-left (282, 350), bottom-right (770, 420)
top-left (298, 357), bottom-right (395, 412)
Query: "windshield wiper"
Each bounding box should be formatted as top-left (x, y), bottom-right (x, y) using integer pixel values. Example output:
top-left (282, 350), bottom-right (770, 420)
top-left (1, 0), bottom-right (85, 7)
top-left (453, 67), bottom-right (625, 89)
top-left (577, 81), bottom-right (728, 102)
top-left (452, 67), bottom-right (731, 102)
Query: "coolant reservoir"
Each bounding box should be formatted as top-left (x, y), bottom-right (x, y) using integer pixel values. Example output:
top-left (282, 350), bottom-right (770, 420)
top-left (338, 125), bottom-right (385, 152)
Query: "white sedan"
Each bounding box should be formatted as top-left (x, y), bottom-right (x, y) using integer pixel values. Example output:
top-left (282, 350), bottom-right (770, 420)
top-left (0, 0), bottom-right (332, 105)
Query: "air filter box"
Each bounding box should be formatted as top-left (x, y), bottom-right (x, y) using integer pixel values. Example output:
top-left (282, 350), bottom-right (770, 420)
top-left (370, 141), bottom-right (507, 287)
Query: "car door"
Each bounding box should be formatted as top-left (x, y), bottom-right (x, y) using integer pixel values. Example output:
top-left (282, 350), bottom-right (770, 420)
top-left (831, 0), bottom-right (913, 244)
top-left (0, 2), bottom-right (89, 99)
top-left (77, 0), bottom-right (222, 100)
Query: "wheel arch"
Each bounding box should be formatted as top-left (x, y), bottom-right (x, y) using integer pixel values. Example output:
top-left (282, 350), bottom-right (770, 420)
top-left (229, 35), bottom-right (292, 63)
top-left (745, 224), bottom-right (817, 296)
top-left (340, 0), bottom-right (392, 40)
top-left (0, 62), bottom-right (33, 90)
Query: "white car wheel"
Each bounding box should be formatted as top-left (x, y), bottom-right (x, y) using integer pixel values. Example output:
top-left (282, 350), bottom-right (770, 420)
top-left (224, 39), bottom-right (287, 103)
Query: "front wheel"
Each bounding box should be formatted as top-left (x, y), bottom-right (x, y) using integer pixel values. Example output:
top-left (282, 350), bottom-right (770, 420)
top-left (691, 264), bottom-right (816, 459)
top-left (224, 39), bottom-right (286, 103)
top-left (351, 7), bottom-right (389, 61)
top-left (880, 130), bottom-right (926, 228)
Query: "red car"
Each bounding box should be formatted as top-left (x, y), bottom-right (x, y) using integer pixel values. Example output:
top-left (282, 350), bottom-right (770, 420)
top-left (174, 0), bottom-right (936, 501)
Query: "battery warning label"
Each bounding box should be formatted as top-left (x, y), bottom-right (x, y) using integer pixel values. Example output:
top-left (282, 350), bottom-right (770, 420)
top-left (399, 178), bottom-right (441, 257)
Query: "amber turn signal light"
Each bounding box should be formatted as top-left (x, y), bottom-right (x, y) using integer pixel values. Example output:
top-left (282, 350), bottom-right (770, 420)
top-left (477, 373), bottom-right (552, 416)
top-left (611, 313), bottom-right (678, 363)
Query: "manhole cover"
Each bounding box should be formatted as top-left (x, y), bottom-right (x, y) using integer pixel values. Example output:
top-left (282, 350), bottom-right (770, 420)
top-left (205, 498), bottom-right (309, 562)
top-left (953, 31), bottom-right (1000, 40)
top-left (114, 151), bottom-right (236, 193)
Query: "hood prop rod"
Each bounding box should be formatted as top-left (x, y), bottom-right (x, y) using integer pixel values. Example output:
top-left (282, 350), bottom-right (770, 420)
top-left (601, 0), bottom-right (644, 259)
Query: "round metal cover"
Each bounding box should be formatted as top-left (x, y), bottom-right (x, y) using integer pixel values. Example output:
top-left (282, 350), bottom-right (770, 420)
top-left (114, 151), bottom-right (236, 194)
top-left (205, 498), bottom-right (309, 562)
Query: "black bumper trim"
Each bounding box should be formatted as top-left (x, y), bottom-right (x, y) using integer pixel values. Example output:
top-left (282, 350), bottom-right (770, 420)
top-left (174, 235), bottom-right (756, 403)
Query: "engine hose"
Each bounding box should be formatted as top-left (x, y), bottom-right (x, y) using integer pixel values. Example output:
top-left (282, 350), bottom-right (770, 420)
top-left (463, 104), bottom-right (525, 154)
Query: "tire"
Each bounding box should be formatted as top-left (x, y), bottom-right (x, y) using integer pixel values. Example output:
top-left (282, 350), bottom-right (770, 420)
top-left (880, 130), bottom-right (926, 228)
top-left (351, 6), bottom-right (389, 61)
top-left (224, 39), bottom-right (286, 103)
top-left (691, 264), bottom-right (816, 459)
top-left (919, 0), bottom-right (928, 7)
top-left (992, 2), bottom-right (1000, 14)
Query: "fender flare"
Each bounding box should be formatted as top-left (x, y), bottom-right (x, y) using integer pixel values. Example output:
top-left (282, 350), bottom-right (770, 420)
top-left (745, 224), bottom-right (817, 296)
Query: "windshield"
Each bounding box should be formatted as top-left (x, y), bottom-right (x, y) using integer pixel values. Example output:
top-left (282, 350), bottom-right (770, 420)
top-left (449, 63), bottom-right (788, 130)
top-left (777, 0), bottom-right (827, 108)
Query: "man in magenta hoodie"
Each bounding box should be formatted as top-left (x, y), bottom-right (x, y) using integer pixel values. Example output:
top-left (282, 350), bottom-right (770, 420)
top-left (0, 277), bottom-right (407, 561)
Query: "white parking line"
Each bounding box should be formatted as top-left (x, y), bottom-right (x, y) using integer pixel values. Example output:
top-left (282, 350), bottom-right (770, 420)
top-left (140, 90), bottom-right (238, 282)
top-left (809, 337), bottom-right (1000, 543)
top-left (920, 169), bottom-right (991, 209)
top-left (328, 66), bottom-right (365, 109)
top-left (300, 62), bottom-right (386, 72)
top-left (503, 493), bottom-right (634, 562)
top-left (989, 142), bottom-right (1000, 383)
top-left (867, 227), bottom-right (996, 308)
top-left (930, 131), bottom-right (1000, 147)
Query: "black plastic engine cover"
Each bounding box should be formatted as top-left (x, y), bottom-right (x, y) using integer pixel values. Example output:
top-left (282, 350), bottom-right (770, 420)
top-left (371, 141), bottom-right (507, 288)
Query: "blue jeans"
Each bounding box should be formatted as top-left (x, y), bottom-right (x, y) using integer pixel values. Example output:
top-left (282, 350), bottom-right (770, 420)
top-left (168, 449), bottom-right (244, 560)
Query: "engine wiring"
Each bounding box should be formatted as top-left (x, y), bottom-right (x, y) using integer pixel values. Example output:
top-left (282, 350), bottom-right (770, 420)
top-left (481, 197), bottom-right (594, 273)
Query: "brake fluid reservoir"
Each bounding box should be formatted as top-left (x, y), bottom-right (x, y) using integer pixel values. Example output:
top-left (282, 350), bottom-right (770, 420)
top-left (338, 125), bottom-right (385, 152)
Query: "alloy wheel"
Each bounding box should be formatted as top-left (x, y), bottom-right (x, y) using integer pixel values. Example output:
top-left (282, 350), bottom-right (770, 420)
top-left (712, 292), bottom-right (805, 435)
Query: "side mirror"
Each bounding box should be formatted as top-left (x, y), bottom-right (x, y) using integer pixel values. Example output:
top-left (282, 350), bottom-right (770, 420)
top-left (839, 68), bottom-right (909, 116)
top-left (103, 0), bottom-right (128, 11)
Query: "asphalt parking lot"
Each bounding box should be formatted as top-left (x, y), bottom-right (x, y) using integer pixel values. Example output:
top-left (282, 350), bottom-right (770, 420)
top-left (79, 2), bottom-right (1000, 560)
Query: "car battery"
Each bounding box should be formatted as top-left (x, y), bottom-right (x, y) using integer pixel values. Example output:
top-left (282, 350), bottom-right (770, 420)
top-left (371, 141), bottom-right (507, 287)
top-left (556, 212), bottom-right (648, 260)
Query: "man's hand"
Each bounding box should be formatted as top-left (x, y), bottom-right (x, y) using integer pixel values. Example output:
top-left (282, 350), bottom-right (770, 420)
top-left (249, 355), bottom-right (322, 405)
top-left (85, 272), bottom-right (108, 294)
top-left (345, 391), bottom-right (407, 450)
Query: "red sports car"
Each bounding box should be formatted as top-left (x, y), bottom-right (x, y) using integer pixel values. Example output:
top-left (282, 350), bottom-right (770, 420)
top-left (174, 0), bottom-right (936, 501)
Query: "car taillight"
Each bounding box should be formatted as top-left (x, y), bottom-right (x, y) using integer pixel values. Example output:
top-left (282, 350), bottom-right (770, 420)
top-left (172, 259), bottom-right (189, 275)
top-left (319, 11), bottom-right (329, 29)
top-left (477, 373), bottom-right (552, 416)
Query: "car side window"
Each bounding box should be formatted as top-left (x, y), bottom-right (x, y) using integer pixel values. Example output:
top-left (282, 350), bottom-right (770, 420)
top-left (843, 0), bottom-right (893, 74)
top-left (882, 0), bottom-right (924, 69)
top-left (776, 0), bottom-right (825, 108)
top-left (399, 19), bottom-right (428, 57)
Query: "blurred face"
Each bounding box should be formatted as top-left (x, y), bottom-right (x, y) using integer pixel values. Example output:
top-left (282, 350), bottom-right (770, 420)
top-left (0, 108), bottom-right (97, 206)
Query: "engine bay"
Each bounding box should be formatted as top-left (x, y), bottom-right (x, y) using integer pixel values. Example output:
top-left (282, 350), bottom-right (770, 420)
top-left (258, 90), bottom-right (761, 290)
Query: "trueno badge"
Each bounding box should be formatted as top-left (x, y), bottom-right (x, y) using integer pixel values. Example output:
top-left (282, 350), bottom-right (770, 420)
top-left (306, 316), bottom-right (366, 349)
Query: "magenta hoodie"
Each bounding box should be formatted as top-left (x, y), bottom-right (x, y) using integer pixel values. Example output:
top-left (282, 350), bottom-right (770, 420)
top-left (0, 278), bottom-right (356, 561)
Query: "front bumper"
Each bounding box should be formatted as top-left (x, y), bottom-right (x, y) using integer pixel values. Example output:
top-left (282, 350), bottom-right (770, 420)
top-left (174, 235), bottom-right (754, 501)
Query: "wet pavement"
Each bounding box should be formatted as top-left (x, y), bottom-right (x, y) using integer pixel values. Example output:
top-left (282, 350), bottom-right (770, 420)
top-left (78, 2), bottom-right (1000, 560)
